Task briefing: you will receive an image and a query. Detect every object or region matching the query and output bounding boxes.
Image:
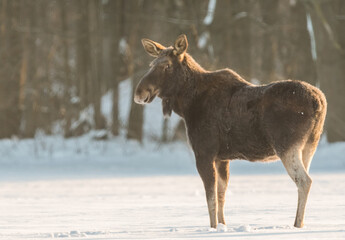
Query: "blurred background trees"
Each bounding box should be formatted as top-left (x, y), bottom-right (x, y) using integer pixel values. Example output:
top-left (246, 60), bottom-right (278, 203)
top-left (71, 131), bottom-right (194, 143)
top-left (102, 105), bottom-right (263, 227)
top-left (0, 0), bottom-right (344, 143)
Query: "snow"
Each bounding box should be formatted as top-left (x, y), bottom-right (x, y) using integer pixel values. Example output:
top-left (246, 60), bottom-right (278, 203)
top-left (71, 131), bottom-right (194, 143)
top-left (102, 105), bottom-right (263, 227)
top-left (217, 223), bottom-right (228, 232)
top-left (203, 0), bottom-right (217, 25)
top-left (70, 105), bottom-right (94, 130)
top-left (306, 13), bottom-right (317, 61)
top-left (1, 173), bottom-right (345, 239)
top-left (119, 37), bottom-right (128, 55)
top-left (198, 32), bottom-right (210, 49)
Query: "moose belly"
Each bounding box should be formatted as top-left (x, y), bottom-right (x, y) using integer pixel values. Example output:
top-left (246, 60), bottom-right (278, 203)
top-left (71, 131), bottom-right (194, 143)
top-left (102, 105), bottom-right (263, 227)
top-left (218, 150), bottom-right (278, 162)
top-left (250, 154), bottom-right (280, 162)
top-left (218, 138), bottom-right (277, 162)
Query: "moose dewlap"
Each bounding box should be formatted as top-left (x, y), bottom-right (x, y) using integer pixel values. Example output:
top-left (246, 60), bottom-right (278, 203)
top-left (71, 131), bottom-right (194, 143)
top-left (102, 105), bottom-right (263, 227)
top-left (134, 34), bottom-right (327, 229)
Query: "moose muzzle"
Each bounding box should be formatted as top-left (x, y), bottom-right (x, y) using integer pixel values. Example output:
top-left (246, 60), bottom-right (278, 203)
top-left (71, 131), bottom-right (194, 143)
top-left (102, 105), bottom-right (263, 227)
top-left (134, 79), bottom-right (158, 105)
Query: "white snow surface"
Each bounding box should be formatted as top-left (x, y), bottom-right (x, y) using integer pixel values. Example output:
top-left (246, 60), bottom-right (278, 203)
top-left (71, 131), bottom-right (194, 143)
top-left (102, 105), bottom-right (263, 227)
top-left (1, 173), bottom-right (345, 239)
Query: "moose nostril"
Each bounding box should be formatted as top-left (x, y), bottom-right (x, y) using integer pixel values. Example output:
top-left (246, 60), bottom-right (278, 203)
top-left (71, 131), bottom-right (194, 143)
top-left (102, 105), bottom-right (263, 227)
top-left (134, 90), bottom-right (150, 104)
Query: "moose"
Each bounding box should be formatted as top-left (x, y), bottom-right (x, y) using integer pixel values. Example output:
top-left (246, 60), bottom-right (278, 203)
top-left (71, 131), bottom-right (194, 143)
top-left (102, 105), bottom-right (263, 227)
top-left (134, 34), bottom-right (327, 229)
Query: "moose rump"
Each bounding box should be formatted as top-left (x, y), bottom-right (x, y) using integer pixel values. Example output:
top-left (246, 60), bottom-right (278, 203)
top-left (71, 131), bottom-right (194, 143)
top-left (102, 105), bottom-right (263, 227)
top-left (134, 34), bottom-right (327, 230)
top-left (216, 80), bottom-right (326, 162)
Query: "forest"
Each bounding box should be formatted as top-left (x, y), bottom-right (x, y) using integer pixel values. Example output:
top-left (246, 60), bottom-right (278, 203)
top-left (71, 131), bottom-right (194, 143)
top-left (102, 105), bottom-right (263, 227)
top-left (0, 0), bottom-right (345, 143)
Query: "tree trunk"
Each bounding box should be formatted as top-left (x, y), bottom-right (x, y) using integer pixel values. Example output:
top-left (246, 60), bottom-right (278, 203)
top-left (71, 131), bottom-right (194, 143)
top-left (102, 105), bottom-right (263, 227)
top-left (277, 0), bottom-right (317, 85)
top-left (20, 1), bottom-right (38, 138)
top-left (108, 0), bottom-right (125, 136)
top-left (209, 1), bottom-right (252, 79)
top-left (126, 1), bottom-right (144, 142)
top-left (89, 0), bottom-right (105, 130)
top-left (0, 0), bottom-right (21, 138)
top-left (259, 0), bottom-right (279, 83)
top-left (76, 0), bottom-right (91, 109)
top-left (161, 118), bottom-right (169, 142)
top-left (228, 0), bottom-right (252, 80)
top-left (59, 0), bottom-right (73, 137)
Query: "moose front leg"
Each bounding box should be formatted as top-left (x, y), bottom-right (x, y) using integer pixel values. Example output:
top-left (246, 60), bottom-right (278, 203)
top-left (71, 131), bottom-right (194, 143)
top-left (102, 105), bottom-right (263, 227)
top-left (216, 160), bottom-right (229, 226)
top-left (196, 158), bottom-right (218, 229)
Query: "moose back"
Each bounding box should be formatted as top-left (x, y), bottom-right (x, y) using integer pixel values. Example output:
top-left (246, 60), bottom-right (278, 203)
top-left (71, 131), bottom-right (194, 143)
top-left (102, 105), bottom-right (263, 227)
top-left (134, 34), bottom-right (327, 229)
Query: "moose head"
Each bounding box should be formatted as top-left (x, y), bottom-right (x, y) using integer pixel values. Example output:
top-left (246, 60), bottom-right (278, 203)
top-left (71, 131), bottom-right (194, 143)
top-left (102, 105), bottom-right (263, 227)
top-left (134, 35), bottom-right (190, 116)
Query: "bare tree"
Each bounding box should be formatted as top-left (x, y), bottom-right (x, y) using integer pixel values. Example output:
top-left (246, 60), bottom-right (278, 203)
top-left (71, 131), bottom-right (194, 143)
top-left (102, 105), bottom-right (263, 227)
top-left (76, 0), bottom-right (91, 109)
top-left (126, 0), bottom-right (145, 142)
top-left (0, 0), bottom-right (343, 144)
top-left (106, 0), bottom-right (126, 136)
top-left (89, 0), bottom-right (106, 130)
top-left (0, 0), bottom-right (21, 138)
top-left (277, 0), bottom-right (316, 85)
top-left (59, 0), bottom-right (73, 137)
top-left (19, 1), bottom-right (39, 138)
top-left (259, 0), bottom-right (279, 83)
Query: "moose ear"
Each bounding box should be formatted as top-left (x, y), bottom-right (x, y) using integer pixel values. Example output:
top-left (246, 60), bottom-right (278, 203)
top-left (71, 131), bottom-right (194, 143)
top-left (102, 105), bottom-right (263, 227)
top-left (174, 34), bottom-right (188, 55)
top-left (141, 38), bottom-right (165, 57)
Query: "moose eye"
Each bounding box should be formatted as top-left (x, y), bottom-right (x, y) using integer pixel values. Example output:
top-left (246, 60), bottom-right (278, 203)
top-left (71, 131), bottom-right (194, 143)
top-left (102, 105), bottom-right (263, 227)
top-left (164, 65), bottom-right (170, 71)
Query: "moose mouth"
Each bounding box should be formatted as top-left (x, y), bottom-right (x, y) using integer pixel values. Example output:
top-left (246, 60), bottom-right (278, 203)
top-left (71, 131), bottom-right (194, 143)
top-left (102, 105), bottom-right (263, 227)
top-left (144, 93), bottom-right (157, 103)
top-left (134, 91), bottom-right (158, 105)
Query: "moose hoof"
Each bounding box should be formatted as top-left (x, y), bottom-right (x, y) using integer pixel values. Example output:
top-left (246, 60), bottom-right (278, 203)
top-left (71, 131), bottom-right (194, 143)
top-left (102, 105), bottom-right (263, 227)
top-left (294, 221), bottom-right (304, 228)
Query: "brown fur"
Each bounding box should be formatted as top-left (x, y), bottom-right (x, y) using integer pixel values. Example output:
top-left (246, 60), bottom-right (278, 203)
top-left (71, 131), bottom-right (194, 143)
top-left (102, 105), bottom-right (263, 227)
top-left (134, 35), bottom-right (327, 229)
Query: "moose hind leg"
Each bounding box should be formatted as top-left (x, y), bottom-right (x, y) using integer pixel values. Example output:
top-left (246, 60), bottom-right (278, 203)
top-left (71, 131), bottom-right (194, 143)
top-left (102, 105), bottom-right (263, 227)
top-left (302, 142), bottom-right (317, 173)
top-left (196, 159), bottom-right (218, 229)
top-left (280, 147), bottom-right (312, 228)
top-left (216, 160), bottom-right (229, 225)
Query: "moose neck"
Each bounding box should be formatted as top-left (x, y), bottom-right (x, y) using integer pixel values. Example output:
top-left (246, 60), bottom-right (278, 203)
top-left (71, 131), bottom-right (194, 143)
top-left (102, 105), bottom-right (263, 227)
top-left (162, 53), bottom-right (249, 119)
top-left (163, 54), bottom-right (208, 118)
top-left (183, 53), bottom-right (207, 75)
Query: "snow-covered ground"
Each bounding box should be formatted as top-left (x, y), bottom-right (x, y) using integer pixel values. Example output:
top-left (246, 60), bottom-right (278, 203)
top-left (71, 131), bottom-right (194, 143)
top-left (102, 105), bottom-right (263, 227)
top-left (1, 173), bottom-right (345, 239)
